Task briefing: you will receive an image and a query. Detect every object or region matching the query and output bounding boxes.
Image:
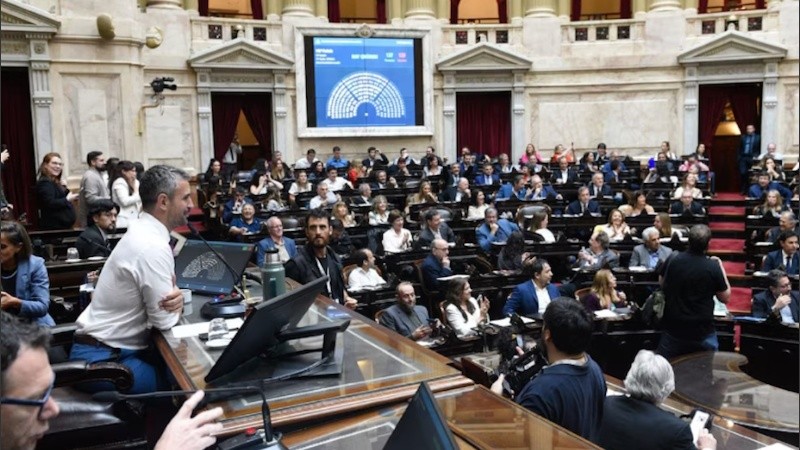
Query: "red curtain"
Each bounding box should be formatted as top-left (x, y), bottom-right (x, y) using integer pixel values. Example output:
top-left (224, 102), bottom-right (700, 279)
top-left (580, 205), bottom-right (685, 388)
top-left (456, 92), bottom-right (511, 158)
top-left (211, 94), bottom-right (242, 161)
top-left (1, 69), bottom-right (37, 226)
top-left (698, 0), bottom-right (707, 13)
top-left (571, 0), bottom-right (581, 21)
top-left (755, 0), bottom-right (765, 9)
top-left (497, 0), bottom-right (507, 23)
top-left (698, 85), bottom-right (730, 161)
top-left (620, 0), bottom-right (632, 19)
top-left (328, 0), bottom-right (340, 22)
top-left (728, 84), bottom-right (762, 142)
top-left (450, 0), bottom-right (460, 24)
top-left (199, 0), bottom-right (208, 16)
top-left (241, 94), bottom-right (273, 159)
top-left (251, 0), bottom-right (263, 19)
top-left (377, 0), bottom-right (387, 23)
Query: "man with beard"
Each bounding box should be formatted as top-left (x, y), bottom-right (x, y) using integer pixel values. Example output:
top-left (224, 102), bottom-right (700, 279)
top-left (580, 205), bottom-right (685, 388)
top-left (70, 165), bottom-right (192, 393)
top-left (286, 208), bottom-right (357, 309)
top-left (379, 282), bottom-right (435, 341)
top-left (76, 199), bottom-right (118, 259)
top-left (78, 151), bottom-right (110, 227)
top-left (348, 249), bottom-right (387, 289)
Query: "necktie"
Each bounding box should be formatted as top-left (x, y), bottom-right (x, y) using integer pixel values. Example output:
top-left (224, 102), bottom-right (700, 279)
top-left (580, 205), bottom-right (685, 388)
top-left (787, 256), bottom-right (792, 272)
top-left (582, 203), bottom-right (586, 214)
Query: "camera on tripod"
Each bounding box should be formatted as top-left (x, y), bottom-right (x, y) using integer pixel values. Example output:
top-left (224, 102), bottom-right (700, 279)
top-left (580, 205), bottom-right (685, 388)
top-left (150, 77), bottom-right (177, 94)
top-left (494, 315), bottom-right (547, 395)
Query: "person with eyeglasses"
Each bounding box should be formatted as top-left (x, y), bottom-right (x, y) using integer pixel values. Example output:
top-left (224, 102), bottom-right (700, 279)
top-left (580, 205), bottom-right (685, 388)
top-left (0, 312), bottom-right (224, 450)
top-left (421, 238), bottom-right (455, 294)
top-left (76, 199), bottom-right (118, 259)
top-left (256, 216), bottom-right (297, 265)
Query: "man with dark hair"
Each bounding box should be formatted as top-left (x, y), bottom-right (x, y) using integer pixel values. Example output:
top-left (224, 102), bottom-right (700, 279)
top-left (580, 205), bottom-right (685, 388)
top-left (474, 163), bottom-right (500, 186)
top-left (76, 199), bottom-right (118, 259)
top-left (415, 209), bottom-right (456, 249)
top-left (348, 249), bottom-right (386, 289)
top-left (669, 190), bottom-right (706, 216)
top-left (762, 231), bottom-right (799, 275)
top-left (752, 270), bottom-right (799, 323)
top-left (71, 165), bottom-right (192, 393)
top-left (593, 142), bottom-right (608, 164)
top-left (496, 175), bottom-right (527, 201)
top-left (379, 283), bottom-right (434, 341)
top-left (285, 209), bottom-right (357, 308)
top-left (361, 146), bottom-right (388, 172)
top-left (502, 258), bottom-right (561, 316)
top-left (294, 148), bottom-right (318, 170)
top-left (748, 171), bottom-right (792, 203)
top-left (738, 124), bottom-right (760, 194)
top-left (326, 146), bottom-right (349, 170)
top-left (574, 231), bottom-right (619, 271)
top-left (565, 187), bottom-right (600, 216)
top-left (494, 300), bottom-right (606, 441)
top-left (422, 146), bottom-right (443, 167)
top-left (329, 218), bottom-right (354, 256)
top-left (476, 207), bottom-right (519, 252)
top-left (78, 151), bottom-right (109, 227)
top-left (222, 186), bottom-right (253, 224)
top-left (657, 224), bottom-right (731, 360)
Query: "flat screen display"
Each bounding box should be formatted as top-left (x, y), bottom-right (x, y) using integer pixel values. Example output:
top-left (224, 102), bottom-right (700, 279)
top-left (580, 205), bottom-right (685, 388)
top-left (174, 240), bottom-right (254, 295)
top-left (305, 36), bottom-right (424, 128)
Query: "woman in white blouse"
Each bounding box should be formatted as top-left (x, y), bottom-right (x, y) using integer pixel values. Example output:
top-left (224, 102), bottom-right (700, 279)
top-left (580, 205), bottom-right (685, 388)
top-left (444, 278), bottom-right (489, 337)
top-left (529, 209), bottom-right (556, 243)
top-left (111, 160), bottom-right (141, 228)
top-left (671, 173), bottom-right (703, 200)
top-left (382, 210), bottom-right (412, 253)
top-left (467, 190), bottom-right (489, 220)
top-left (592, 209), bottom-right (631, 242)
top-left (368, 195), bottom-right (390, 225)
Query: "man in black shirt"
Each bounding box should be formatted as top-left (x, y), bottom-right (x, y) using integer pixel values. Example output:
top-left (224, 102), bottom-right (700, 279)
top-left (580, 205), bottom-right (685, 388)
top-left (657, 224), bottom-right (730, 360)
top-left (285, 209), bottom-right (357, 308)
top-left (76, 199), bottom-right (118, 259)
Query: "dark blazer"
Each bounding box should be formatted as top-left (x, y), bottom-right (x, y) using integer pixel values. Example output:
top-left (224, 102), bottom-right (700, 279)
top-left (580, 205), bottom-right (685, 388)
top-left (473, 173), bottom-right (500, 186)
top-left (12, 256), bottom-right (55, 327)
top-left (439, 187), bottom-right (470, 204)
top-left (256, 236), bottom-right (297, 266)
top-left (588, 183), bottom-right (613, 198)
top-left (476, 219), bottom-right (519, 252)
top-left (738, 133), bottom-right (761, 160)
top-left (350, 196), bottom-right (372, 207)
top-left (380, 304), bottom-right (430, 338)
top-left (35, 178), bottom-right (76, 230)
top-left (415, 222), bottom-right (456, 250)
top-left (565, 199), bottom-right (600, 215)
top-left (502, 281), bottom-right (561, 316)
top-left (762, 250), bottom-right (799, 275)
top-left (362, 154), bottom-right (389, 169)
top-left (752, 289), bottom-right (799, 322)
top-left (550, 168), bottom-right (578, 185)
top-left (669, 200), bottom-right (705, 216)
top-left (421, 254), bottom-right (452, 293)
top-left (598, 395), bottom-right (695, 450)
top-left (574, 249), bottom-right (620, 271)
top-left (285, 245), bottom-right (345, 302)
top-left (76, 225), bottom-right (111, 259)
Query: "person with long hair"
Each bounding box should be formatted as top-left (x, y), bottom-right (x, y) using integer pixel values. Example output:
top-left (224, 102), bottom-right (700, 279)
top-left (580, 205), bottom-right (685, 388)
top-left (204, 158), bottom-right (222, 183)
top-left (444, 278), bottom-right (489, 337)
top-left (529, 209), bottom-right (556, 243)
top-left (754, 189), bottom-right (788, 218)
top-left (581, 269), bottom-right (628, 313)
top-left (498, 231), bottom-right (529, 271)
top-left (618, 190), bottom-right (655, 217)
top-left (368, 195), bottom-right (390, 225)
top-left (382, 210), bottom-right (412, 253)
top-left (467, 190), bottom-right (489, 220)
top-left (270, 151), bottom-right (291, 181)
top-left (332, 201), bottom-right (356, 227)
top-left (1, 221), bottom-right (55, 326)
top-left (760, 156), bottom-right (785, 182)
top-left (405, 180), bottom-right (437, 214)
top-left (111, 160), bottom-right (141, 228)
top-left (519, 143), bottom-right (543, 166)
top-left (263, 185), bottom-right (286, 212)
top-left (592, 209), bottom-right (631, 242)
top-left (579, 151), bottom-right (599, 173)
top-left (671, 173), bottom-right (703, 199)
top-left (35, 152), bottom-right (78, 230)
top-left (249, 169), bottom-right (284, 196)
top-left (423, 155), bottom-right (442, 178)
top-left (550, 143), bottom-right (575, 163)
top-left (654, 212), bottom-right (682, 239)
top-left (309, 160), bottom-right (326, 181)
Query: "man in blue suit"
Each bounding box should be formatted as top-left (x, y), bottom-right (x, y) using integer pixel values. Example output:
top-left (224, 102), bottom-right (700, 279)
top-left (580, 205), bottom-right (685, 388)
top-left (738, 124), bottom-right (760, 194)
top-left (502, 258), bottom-right (562, 316)
top-left (496, 175), bottom-right (528, 201)
top-left (476, 207), bottom-right (519, 252)
top-left (256, 216), bottom-right (297, 265)
top-left (752, 270), bottom-right (799, 324)
top-left (421, 239), bottom-right (454, 293)
top-left (587, 172), bottom-right (613, 199)
top-left (528, 175), bottom-right (562, 201)
top-left (566, 187), bottom-right (600, 215)
top-left (761, 230), bottom-right (799, 275)
top-left (474, 163), bottom-right (500, 186)
top-left (748, 172), bottom-right (792, 204)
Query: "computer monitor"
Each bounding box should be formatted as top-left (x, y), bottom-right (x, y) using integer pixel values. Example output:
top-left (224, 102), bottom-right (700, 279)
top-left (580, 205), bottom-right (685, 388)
top-left (205, 276), bottom-right (329, 383)
top-left (384, 382), bottom-right (458, 450)
top-left (174, 240), bottom-right (254, 295)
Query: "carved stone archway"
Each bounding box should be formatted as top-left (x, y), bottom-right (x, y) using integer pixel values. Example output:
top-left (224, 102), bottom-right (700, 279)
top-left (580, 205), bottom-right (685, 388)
top-left (189, 39), bottom-right (294, 165)
top-left (0, 0), bottom-right (60, 162)
top-left (437, 43), bottom-right (533, 163)
top-left (678, 31), bottom-right (787, 155)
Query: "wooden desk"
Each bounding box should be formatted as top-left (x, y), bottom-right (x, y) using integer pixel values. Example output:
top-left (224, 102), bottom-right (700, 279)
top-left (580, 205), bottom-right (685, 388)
top-left (154, 286), bottom-right (471, 436)
top-left (281, 384), bottom-right (600, 449)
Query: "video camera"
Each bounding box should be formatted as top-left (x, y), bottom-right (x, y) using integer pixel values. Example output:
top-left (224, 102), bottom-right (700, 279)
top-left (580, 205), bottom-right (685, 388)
top-left (494, 314), bottom-right (547, 396)
top-left (150, 77), bottom-right (177, 94)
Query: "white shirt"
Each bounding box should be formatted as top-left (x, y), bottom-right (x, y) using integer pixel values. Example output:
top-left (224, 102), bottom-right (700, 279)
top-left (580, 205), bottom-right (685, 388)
top-left (223, 143), bottom-right (243, 163)
top-left (112, 177), bottom-right (141, 228)
top-left (294, 157), bottom-right (318, 169)
top-left (369, 211), bottom-right (389, 225)
top-left (321, 177), bottom-right (352, 192)
top-left (535, 228), bottom-right (556, 243)
top-left (309, 192), bottom-right (338, 209)
top-left (76, 212), bottom-right (180, 349)
top-left (383, 228), bottom-right (412, 253)
top-left (289, 182), bottom-right (312, 195)
top-left (534, 282), bottom-right (551, 313)
top-left (445, 298), bottom-right (484, 337)
top-left (348, 267), bottom-right (386, 289)
top-left (468, 204), bottom-right (489, 220)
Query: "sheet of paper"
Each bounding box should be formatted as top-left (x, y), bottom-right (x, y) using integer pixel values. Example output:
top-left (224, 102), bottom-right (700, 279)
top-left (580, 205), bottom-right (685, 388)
top-left (437, 274), bottom-right (470, 281)
top-left (594, 309), bottom-right (618, 318)
top-left (489, 316), bottom-right (535, 327)
top-left (171, 318), bottom-right (244, 339)
top-left (757, 444), bottom-right (794, 450)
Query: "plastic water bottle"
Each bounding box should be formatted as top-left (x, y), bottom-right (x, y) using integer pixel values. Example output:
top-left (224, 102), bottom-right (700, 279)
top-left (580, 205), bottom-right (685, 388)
top-left (261, 249), bottom-right (285, 300)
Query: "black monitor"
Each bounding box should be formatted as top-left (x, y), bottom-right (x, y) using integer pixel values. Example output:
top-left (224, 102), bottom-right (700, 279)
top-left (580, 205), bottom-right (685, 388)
top-left (384, 382), bottom-right (458, 450)
top-left (205, 277), bottom-right (329, 383)
top-left (174, 240), bottom-right (254, 295)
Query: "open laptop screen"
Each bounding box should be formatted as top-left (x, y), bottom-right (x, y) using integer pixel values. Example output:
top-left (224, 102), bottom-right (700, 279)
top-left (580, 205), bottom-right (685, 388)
top-left (174, 240), bottom-right (254, 295)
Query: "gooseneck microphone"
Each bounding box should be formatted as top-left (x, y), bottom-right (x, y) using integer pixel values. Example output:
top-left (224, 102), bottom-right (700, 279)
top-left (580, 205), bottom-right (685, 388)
top-left (186, 223), bottom-right (246, 299)
top-left (93, 385), bottom-right (287, 449)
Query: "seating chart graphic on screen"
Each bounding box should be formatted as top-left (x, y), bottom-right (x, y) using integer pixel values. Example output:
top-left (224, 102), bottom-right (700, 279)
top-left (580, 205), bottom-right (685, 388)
top-left (307, 36), bottom-right (422, 128)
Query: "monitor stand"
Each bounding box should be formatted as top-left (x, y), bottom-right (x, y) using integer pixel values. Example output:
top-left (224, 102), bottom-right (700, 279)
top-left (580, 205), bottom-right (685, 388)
top-left (264, 319), bottom-right (350, 378)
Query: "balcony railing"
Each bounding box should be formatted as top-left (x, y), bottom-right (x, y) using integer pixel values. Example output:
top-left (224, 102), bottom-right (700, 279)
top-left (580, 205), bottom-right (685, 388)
top-left (687, 8), bottom-right (770, 36)
top-left (563, 18), bottom-right (643, 43)
top-left (191, 17), bottom-right (283, 50)
top-left (441, 24), bottom-right (521, 46)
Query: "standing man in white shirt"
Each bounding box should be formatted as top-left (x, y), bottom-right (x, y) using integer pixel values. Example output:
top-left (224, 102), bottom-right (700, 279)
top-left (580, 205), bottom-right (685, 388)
top-left (221, 133), bottom-right (243, 181)
top-left (348, 249), bottom-right (386, 289)
top-left (70, 165), bottom-right (192, 394)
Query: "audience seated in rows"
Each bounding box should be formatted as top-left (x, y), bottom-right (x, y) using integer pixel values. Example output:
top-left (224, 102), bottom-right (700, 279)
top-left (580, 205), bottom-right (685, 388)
top-left (502, 258), bottom-right (561, 316)
top-left (256, 216), bottom-right (297, 265)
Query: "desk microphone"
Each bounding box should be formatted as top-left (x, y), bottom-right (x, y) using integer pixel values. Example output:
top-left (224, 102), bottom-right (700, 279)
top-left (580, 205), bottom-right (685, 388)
top-left (186, 223), bottom-right (246, 299)
top-left (93, 386), bottom-right (287, 450)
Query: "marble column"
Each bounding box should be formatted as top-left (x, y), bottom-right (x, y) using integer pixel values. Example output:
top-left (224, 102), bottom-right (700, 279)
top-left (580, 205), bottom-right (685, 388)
top-left (510, 0), bottom-right (524, 21)
top-left (267, 0), bottom-right (281, 18)
top-left (315, 0), bottom-right (327, 20)
top-left (682, 65), bottom-right (699, 158)
top-left (273, 71), bottom-right (289, 155)
top-left (283, 0), bottom-right (314, 17)
top-left (27, 35), bottom-right (54, 161)
top-left (436, 0), bottom-right (451, 21)
top-left (511, 72), bottom-right (526, 163)
top-left (146, 0), bottom-right (182, 9)
top-left (526, 0), bottom-right (557, 17)
top-left (441, 73), bottom-right (458, 164)
top-left (683, 0), bottom-right (698, 11)
top-left (196, 71), bottom-right (214, 167)
top-left (183, 0), bottom-right (198, 12)
top-left (405, 0), bottom-right (436, 20)
top-left (633, 0), bottom-right (648, 16)
top-left (760, 62), bottom-right (779, 154)
top-left (649, 0), bottom-right (681, 11)
top-left (387, 0), bottom-right (403, 22)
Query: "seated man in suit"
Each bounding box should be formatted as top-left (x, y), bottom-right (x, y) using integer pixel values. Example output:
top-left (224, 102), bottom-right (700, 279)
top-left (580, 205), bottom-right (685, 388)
top-left (502, 258), bottom-right (561, 316)
top-left (443, 162), bottom-right (462, 189)
top-left (440, 177), bottom-right (472, 203)
top-left (603, 159), bottom-right (625, 184)
top-left (421, 239), bottom-right (454, 293)
top-left (528, 175), bottom-right (561, 201)
top-left (76, 199), bottom-right (118, 259)
top-left (459, 153), bottom-right (478, 179)
top-left (551, 157), bottom-right (578, 185)
top-left (379, 282), bottom-right (436, 340)
top-left (474, 163), bottom-right (500, 186)
top-left (370, 169), bottom-right (392, 190)
top-left (415, 209), bottom-right (456, 249)
top-left (256, 216), bottom-right (297, 265)
top-left (565, 186), bottom-right (600, 215)
top-left (766, 211), bottom-right (800, 243)
top-left (388, 156), bottom-right (412, 177)
top-left (748, 171), bottom-right (792, 204)
top-left (574, 231), bottom-right (620, 271)
top-left (496, 175), bottom-right (528, 201)
top-left (221, 186), bottom-right (253, 224)
top-left (752, 269), bottom-right (799, 323)
top-left (761, 230), bottom-right (799, 275)
top-left (587, 172), bottom-right (613, 199)
top-left (351, 183), bottom-right (372, 206)
top-left (361, 146), bottom-right (388, 172)
top-left (629, 227), bottom-right (673, 269)
top-left (669, 190), bottom-right (705, 216)
top-left (476, 207), bottom-right (519, 252)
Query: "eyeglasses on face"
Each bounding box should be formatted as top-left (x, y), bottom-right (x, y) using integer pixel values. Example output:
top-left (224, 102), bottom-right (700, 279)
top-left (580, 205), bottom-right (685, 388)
top-left (1, 379), bottom-right (55, 418)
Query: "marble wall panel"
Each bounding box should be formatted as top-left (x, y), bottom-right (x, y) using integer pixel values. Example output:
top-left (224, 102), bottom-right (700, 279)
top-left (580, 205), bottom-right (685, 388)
top-left (145, 105), bottom-right (183, 158)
